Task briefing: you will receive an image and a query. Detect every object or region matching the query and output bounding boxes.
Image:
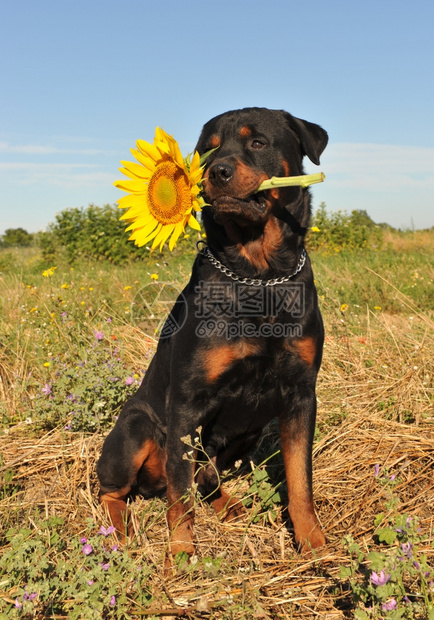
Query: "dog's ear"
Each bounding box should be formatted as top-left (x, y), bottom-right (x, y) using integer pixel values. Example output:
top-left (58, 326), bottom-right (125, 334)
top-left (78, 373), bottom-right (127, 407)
top-left (283, 112), bottom-right (328, 165)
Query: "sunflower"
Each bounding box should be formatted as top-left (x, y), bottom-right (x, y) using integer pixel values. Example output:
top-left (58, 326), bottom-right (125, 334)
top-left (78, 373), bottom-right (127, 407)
top-left (114, 128), bottom-right (204, 251)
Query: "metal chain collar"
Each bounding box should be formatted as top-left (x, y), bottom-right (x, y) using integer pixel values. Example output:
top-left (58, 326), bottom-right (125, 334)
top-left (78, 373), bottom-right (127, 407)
top-left (197, 243), bottom-right (306, 287)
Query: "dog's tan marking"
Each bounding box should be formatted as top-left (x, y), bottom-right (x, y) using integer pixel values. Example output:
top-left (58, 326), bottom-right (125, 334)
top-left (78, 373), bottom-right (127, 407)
top-left (279, 418), bottom-right (325, 550)
top-left (233, 160), bottom-right (268, 196)
top-left (211, 487), bottom-right (245, 521)
top-left (293, 337), bottom-right (317, 367)
top-left (99, 487), bottom-right (131, 541)
top-left (133, 439), bottom-right (166, 484)
top-left (202, 340), bottom-right (261, 383)
top-left (238, 214), bottom-right (283, 271)
top-left (210, 134), bottom-right (220, 149)
top-left (282, 159), bottom-right (291, 176)
top-left (166, 485), bottom-right (195, 557)
top-left (239, 125), bottom-right (252, 137)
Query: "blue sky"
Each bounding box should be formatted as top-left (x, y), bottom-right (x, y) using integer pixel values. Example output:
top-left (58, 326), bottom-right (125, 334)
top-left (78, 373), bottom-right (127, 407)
top-left (1, 0), bottom-right (433, 235)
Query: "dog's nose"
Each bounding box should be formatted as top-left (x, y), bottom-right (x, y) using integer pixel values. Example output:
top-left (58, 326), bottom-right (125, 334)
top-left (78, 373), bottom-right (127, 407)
top-left (208, 162), bottom-right (234, 187)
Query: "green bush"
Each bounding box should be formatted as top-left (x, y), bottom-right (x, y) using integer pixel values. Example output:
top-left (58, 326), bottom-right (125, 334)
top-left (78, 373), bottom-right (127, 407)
top-left (0, 228), bottom-right (34, 247)
top-left (307, 203), bottom-right (383, 253)
top-left (39, 204), bottom-right (199, 265)
top-left (40, 204), bottom-right (148, 264)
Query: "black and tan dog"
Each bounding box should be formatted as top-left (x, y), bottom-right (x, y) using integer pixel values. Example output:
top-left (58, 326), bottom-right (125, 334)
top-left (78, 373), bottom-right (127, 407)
top-left (97, 107), bottom-right (328, 557)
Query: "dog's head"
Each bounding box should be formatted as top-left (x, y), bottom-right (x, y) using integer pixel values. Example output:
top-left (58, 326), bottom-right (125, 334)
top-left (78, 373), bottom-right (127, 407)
top-left (195, 107), bottom-right (328, 229)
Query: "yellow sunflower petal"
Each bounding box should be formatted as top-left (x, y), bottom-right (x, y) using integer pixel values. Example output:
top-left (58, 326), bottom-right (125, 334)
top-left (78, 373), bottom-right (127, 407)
top-left (116, 192), bottom-right (146, 210)
top-left (120, 205), bottom-right (148, 222)
top-left (152, 223), bottom-right (176, 252)
top-left (187, 213), bottom-right (201, 231)
top-left (130, 222), bottom-right (162, 247)
top-left (131, 148), bottom-right (158, 171)
top-left (114, 179), bottom-right (147, 194)
top-left (120, 160), bottom-right (151, 180)
top-left (124, 211), bottom-right (154, 229)
top-left (190, 150), bottom-right (201, 170)
top-left (136, 139), bottom-right (161, 162)
top-left (126, 218), bottom-right (158, 237)
top-left (137, 221), bottom-right (163, 245)
top-left (191, 196), bottom-right (205, 213)
top-left (168, 222), bottom-right (185, 251)
top-left (170, 140), bottom-right (185, 168)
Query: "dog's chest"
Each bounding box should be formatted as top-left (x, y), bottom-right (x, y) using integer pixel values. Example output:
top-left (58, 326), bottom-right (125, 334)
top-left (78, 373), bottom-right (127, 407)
top-left (193, 278), bottom-right (305, 332)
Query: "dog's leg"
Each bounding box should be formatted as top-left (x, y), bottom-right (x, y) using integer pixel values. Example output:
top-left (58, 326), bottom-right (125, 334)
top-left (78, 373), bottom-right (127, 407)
top-left (98, 487), bottom-right (131, 542)
top-left (206, 436), bottom-right (261, 521)
top-left (279, 389), bottom-right (325, 551)
top-left (97, 408), bottom-right (165, 542)
top-left (210, 488), bottom-right (245, 522)
top-left (195, 457), bottom-right (245, 522)
top-left (165, 428), bottom-right (197, 559)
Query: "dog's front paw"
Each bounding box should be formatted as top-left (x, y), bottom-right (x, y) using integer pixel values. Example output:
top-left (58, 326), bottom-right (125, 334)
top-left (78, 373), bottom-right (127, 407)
top-left (212, 489), bottom-right (245, 522)
top-left (295, 521), bottom-right (326, 551)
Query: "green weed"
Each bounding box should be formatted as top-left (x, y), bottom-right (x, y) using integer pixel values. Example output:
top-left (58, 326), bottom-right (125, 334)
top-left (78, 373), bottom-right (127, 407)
top-left (339, 469), bottom-right (434, 618)
top-left (0, 518), bottom-right (154, 619)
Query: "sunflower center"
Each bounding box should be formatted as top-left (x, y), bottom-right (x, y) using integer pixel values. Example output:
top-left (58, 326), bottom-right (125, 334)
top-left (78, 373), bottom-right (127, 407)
top-left (147, 161), bottom-right (190, 225)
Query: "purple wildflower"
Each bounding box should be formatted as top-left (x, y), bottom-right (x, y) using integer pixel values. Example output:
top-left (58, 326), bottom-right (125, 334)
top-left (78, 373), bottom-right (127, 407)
top-left (15, 599), bottom-right (23, 609)
top-left (382, 599), bottom-right (397, 611)
top-left (390, 474), bottom-right (396, 481)
top-left (370, 570), bottom-right (390, 586)
top-left (94, 330), bottom-right (104, 341)
top-left (107, 317), bottom-right (112, 323)
top-left (125, 376), bottom-right (135, 385)
top-left (82, 543), bottom-right (93, 556)
top-left (374, 464), bottom-right (380, 477)
top-left (42, 383), bottom-right (52, 396)
top-left (110, 595), bottom-right (116, 606)
top-left (101, 562), bottom-right (110, 571)
top-left (80, 537), bottom-right (88, 544)
top-left (401, 542), bottom-right (412, 558)
top-left (88, 580), bottom-right (94, 586)
top-left (413, 561), bottom-right (420, 570)
top-left (98, 525), bottom-right (116, 537)
top-left (111, 544), bottom-right (119, 552)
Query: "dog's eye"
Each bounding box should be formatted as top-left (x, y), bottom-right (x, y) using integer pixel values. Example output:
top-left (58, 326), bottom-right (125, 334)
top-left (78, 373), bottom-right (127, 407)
top-left (250, 139), bottom-right (266, 150)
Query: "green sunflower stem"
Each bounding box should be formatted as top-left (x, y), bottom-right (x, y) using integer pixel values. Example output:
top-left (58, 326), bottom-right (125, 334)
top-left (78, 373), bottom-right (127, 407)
top-left (257, 172), bottom-right (325, 192)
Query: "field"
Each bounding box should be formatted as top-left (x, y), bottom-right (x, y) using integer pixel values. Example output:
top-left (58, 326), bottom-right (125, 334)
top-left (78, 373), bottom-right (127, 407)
top-left (0, 228), bottom-right (433, 618)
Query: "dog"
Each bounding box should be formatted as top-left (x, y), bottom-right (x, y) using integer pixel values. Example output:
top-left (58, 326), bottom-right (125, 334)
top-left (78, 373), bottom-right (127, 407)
top-left (97, 107), bottom-right (328, 557)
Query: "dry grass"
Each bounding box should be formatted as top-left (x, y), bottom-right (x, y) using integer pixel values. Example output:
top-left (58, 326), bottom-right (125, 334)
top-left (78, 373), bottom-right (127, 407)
top-left (382, 228), bottom-right (434, 252)
top-left (1, 294), bottom-right (432, 617)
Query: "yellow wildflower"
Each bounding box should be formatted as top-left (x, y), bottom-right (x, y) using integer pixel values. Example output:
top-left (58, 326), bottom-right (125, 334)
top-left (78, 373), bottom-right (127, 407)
top-left (42, 266), bottom-right (57, 277)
